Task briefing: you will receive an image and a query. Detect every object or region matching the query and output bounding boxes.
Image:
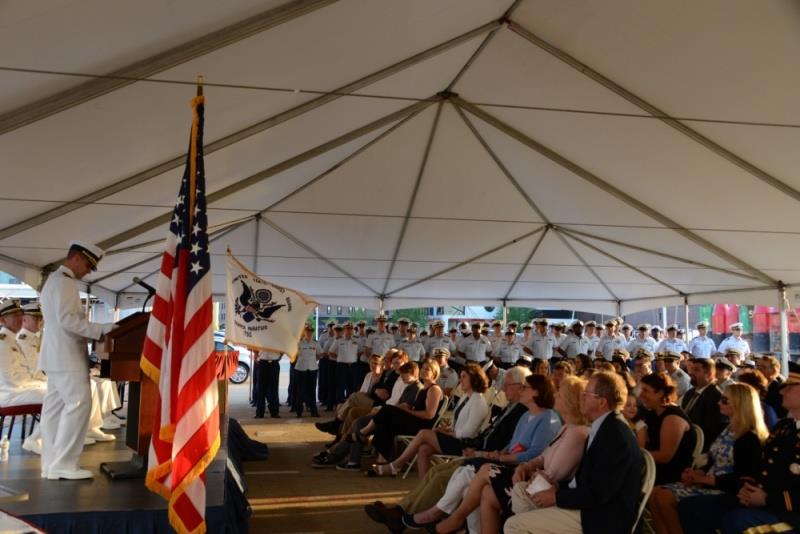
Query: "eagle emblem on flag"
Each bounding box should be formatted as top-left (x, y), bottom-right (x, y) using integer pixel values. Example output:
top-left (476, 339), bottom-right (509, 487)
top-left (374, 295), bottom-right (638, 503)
top-left (235, 280), bottom-right (286, 323)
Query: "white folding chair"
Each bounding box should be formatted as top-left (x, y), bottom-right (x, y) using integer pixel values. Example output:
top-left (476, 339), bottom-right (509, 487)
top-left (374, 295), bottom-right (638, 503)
top-left (635, 449), bottom-right (657, 534)
top-left (690, 424), bottom-right (705, 468)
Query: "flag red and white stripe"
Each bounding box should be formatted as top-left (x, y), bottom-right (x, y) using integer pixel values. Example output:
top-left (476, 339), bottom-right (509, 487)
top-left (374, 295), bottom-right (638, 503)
top-left (141, 94), bottom-right (219, 534)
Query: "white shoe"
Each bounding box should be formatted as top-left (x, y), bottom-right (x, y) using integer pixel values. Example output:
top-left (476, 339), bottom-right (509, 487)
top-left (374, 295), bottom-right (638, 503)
top-left (101, 419), bottom-right (121, 430)
top-left (83, 437), bottom-right (97, 445)
top-left (22, 436), bottom-right (42, 455)
top-left (87, 430), bottom-right (115, 442)
top-left (47, 468), bottom-right (93, 480)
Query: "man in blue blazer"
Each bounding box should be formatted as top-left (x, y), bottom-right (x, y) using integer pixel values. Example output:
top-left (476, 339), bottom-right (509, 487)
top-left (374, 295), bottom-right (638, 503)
top-left (505, 371), bottom-right (644, 533)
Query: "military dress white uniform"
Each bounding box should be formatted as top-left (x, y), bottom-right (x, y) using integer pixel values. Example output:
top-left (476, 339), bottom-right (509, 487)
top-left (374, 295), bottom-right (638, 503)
top-left (398, 338), bottom-right (425, 362)
top-left (425, 335), bottom-right (456, 356)
top-left (656, 338), bottom-right (689, 355)
top-left (495, 339), bottom-right (522, 365)
top-left (460, 335), bottom-right (492, 363)
top-left (558, 333), bottom-right (591, 358)
top-left (718, 336), bottom-right (751, 358)
top-left (525, 332), bottom-right (556, 360)
top-left (366, 330), bottom-right (396, 358)
top-left (15, 328), bottom-right (44, 379)
top-left (0, 326), bottom-right (46, 406)
top-left (587, 335), bottom-right (601, 355)
top-left (627, 336), bottom-right (657, 356)
top-left (688, 335), bottom-right (717, 359)
top-left (594, 334), bottom-right (626, 360)
top-left (39, 265), bottom-right (114, 478)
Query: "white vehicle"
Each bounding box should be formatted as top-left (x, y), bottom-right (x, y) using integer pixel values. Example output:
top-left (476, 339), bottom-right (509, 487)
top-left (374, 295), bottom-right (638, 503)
top-left (214, 332), bottom-right (252, 384)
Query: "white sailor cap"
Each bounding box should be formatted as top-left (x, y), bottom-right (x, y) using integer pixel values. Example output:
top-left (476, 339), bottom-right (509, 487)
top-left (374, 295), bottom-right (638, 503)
top-left (696, 321), bottom-right (709, 329)
top-left (491, 320), bottom-right (503, 327)
top-left (666, 323), bottom-right (679, 331)
top-left (637, 323), bottom-right (651, 331)
top-left (621, 323), bottom-right (633, 331)
top-left (0, 298), bottom-right (22, 317)
top-left (730, 322), bottom-right (743, 331)
top-left (69, 240), bottom-right (104, 271)
top-left (21, 302), bottom-right (42, 317)
top-left (374, 314), bottom-right (388, 322)
top-left (397, 317), bottom-right (410, 324)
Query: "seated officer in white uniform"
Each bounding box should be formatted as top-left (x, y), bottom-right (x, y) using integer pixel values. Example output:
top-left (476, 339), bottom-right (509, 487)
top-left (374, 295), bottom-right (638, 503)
top-left (39, 241), bottom-right (115, 480)
top-left (0, 299), bottom-right (47, 406)
top-left (717, 322), bottom-right (751, 358)
top-left (688, 321), bottom-right (716, 358)
top-left (16, 302), bottom-right (45, 380)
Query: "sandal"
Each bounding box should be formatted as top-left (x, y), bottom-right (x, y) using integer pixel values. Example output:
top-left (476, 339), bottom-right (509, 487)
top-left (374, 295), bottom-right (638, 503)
top-left (365, 462), bottom-right (397, 477)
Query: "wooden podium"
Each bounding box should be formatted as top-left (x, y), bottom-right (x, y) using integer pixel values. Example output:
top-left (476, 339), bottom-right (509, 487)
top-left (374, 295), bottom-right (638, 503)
top-left (95, 312), bottom-right (154, 479)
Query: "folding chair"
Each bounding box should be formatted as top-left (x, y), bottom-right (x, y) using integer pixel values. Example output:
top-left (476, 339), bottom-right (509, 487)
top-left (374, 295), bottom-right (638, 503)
top-left (634, 449), bottom-right (657, 533)
top-left (690, 424), bottom-right (705, 468)
top-left (396, 395), bottom-right (450, 479)
top-left (0, 403), bottom-right (42, 442)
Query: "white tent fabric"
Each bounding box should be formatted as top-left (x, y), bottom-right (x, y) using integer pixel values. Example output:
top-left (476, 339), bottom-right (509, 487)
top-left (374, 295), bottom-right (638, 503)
top-left (1, 0), bottom-right (798, 313)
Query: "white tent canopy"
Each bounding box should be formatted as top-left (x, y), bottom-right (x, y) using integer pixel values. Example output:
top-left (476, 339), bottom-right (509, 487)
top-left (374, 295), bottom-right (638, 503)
top-left (1, 0), bottom-right (799, 314)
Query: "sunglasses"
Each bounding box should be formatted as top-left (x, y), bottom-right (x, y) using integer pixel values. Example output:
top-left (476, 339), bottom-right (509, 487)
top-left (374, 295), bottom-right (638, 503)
top-left (719, 396), bottom-right (729, 405)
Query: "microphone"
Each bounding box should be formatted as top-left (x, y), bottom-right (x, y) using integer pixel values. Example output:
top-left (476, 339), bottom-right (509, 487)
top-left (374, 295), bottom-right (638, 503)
top-left (132, 277), bottom-right (156, 296)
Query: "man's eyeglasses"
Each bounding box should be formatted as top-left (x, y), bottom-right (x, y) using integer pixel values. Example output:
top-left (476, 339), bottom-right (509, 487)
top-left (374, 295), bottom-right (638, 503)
top-left (582, 391), bottom-right (601, 397)
top-left (719, 396), bottom-right (729, 405)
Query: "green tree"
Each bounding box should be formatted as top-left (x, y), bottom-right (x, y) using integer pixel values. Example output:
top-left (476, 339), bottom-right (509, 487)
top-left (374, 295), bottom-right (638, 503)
top-left (494, 307), bottom-right (539, 325)
top-left (390, 308), bottom-right (429, 326)
top-left (348, 308), bottom-right (372, 324)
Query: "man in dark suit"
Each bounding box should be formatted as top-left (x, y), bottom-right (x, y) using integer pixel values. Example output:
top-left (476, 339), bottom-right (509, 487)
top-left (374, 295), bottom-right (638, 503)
top-left (505, 371), bottom-right (644, 534)
top-left (680, 358), bottom-right (726, 451)
top-left (364, 366), bottom-right (531, 532)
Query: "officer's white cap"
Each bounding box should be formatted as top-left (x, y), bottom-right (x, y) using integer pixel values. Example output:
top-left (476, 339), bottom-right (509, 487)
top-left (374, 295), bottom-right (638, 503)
top-left (0, 298), bottom-right (22, 317)
top-left (68, 240), bottom-right (104, 270)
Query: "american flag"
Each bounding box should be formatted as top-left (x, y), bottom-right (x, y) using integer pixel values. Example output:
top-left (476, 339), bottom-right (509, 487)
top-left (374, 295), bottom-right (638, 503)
top-left (141, 94), bottom-right (219, 534)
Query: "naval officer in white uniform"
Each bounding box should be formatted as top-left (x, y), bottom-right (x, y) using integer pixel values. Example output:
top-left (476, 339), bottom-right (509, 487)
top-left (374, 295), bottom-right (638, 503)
top-left (39, 241), bottom-right (115, 480)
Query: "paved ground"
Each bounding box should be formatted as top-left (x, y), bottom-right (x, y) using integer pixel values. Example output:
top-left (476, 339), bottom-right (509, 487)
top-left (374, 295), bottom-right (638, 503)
top-left (228, 383), bottom-right (419, 534)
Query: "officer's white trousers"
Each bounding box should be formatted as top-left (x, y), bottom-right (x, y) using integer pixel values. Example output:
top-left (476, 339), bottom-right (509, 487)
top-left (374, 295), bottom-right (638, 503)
top-left (40, 371), bottom-right (91, 473)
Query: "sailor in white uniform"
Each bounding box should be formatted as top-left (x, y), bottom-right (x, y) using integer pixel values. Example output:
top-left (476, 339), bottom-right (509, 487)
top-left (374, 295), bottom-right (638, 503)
top-left (425, 320), bottom-right (456, 357)
top-left (39, 241), bottom-right (115, 480)
top-left (688, 321), bottom-right (717, 359)
top-left (494, 328), bottom-right (522, 368)
top-left (0, 299), bottom-right (46, 406)
top-left (524, 317), bottom-right (556, 361)
top-left (595, 319), bottom-right (626, 361)
top-left (717, 323), bottom-right (751, 358)
top-left (627, 324), bottom-right (657, 355)
top-left (15, 302), bottom-right (45, 380)
top-left (656, 324), bottom-right (689, 354)
top-left (459, 322), bottom-right (492, 364)
top-left (398, 324), bottom-right (426, 363)
top-left (557, 320), bottom-right (591, 358)
top-left (585, 321), bottom-right (600, 356)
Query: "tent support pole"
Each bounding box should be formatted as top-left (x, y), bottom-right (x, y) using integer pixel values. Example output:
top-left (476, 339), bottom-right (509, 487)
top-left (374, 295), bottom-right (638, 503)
top-left (506, 20), bottom-right (800, 206)
top-left (253, 214), bottom-right (261, 274)
top-left (0, 19), bottom-right (496, 243)
top-left (453, 96), bottom-right (777, 287)
top-left (684, 297), bottom-right (691, 342)
top-left (780, 284), bottom-right (789, 376)
top-left (502, 301), bottom-right (508, 325)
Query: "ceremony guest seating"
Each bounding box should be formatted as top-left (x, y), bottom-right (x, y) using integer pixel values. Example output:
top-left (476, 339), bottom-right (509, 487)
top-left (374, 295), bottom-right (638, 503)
top-left (395, 396), bottom-right (450, 478)
top-left (635, 449), bottom-right (657, 533)
top-left (0, 403), bottom-right (42, 442)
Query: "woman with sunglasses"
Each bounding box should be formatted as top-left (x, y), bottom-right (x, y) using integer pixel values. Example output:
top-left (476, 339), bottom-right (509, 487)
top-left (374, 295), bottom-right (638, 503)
top-left (648, 383), bottom-right (768, 534)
